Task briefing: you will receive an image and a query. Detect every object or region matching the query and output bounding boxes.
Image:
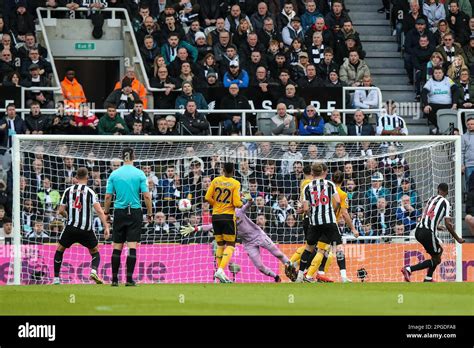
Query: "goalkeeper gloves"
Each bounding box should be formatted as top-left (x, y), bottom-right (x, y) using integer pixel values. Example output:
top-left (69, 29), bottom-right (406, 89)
top-left (242, 192), bottom-right (252, 203)
top-left (180, 224), bottom-right (200, 236)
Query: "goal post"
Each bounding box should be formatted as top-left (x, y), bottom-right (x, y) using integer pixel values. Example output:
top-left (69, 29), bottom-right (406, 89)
top-left (9, 135), bottom-right (463, 284)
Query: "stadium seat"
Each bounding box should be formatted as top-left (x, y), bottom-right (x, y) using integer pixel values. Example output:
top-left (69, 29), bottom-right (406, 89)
top-left (256, 114), bottom-right (274, 136)
top-left (436, 109), bottom-right (458, 134)
top-left (218, 121), bottom-right (253, 135)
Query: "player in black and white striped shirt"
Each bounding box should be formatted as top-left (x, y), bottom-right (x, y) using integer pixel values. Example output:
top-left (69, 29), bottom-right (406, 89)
top-left (53, 167), bottom-right (110, 285)
top-left (296, 163), bottom-right (340, 282)
top-left (402, 183), bottom-right (464, 282)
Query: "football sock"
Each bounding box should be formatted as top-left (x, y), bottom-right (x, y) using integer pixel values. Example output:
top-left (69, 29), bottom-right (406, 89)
top-left (306, 251), bottom-right (324, 278)
top-left (410, 259), bottom-right (432, 272)
top-left (126, 248), bottom-right (137, 283)
top-left (324, 252), bottom-right (334, 274)
top-left (111, 249), bottom-right (122, 283)
top-left (219, 246), bottom-right (235, 270)
top-left (215, 245), bottom-right (225, 268)
top-left (53, 250), bottom-right (64, 277)
top-left (290, 246), bottom-right (305, 263)
top-left (426, 262), bottom-right (437, 278)
top-left (299, 249), bottom-right (312, 273)
top-left (337, 251), bottom-right (346, 273)
top-left (90, 251), bottom-right (100, 272)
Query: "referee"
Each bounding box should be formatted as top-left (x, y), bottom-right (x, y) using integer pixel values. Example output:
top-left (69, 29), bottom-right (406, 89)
top-left (104, 147), bottom-right (153, 286)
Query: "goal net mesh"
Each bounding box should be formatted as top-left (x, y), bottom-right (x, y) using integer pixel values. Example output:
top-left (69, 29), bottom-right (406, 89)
top-left (6, 137), bottom-right (459, 284)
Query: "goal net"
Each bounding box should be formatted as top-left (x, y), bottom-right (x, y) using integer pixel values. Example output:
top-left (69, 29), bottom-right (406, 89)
top-left (4, 135), bottom-right (462, 284)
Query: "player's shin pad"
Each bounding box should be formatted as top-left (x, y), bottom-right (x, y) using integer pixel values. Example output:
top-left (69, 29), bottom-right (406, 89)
top-left (324, 252), bottom-right (334, 273)
top-left (306, 252), bottom-right (324, 278)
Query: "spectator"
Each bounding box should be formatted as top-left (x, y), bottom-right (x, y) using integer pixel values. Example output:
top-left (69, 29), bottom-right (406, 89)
top-left (73, 103), bottom-right (98, 135)
top-left (219, 44), bottom-right (240, 77)
top-left (25, 101), bottom-right (49, 134)
top-left (2, 71), bottom-right (22, 87)
top-left (281, 141), bottom-right (303, 175)
top-left (194, 32), bottom-right (213, 62)
top-left (49, 102), bottom-right (74, 135)
top-left (317, 47), bottom-right (339, 81)
top-left (298, 104), bottom-right (324, 135)
top-left (271, 103), bottom-right (296, 135)
top-left (329, 143), bottom-right (349, 173)
top-left (325, 68), bottom-right (346, 86)
top-left (413, 35), bottom-right (436, 100)
top-left (396, 178), bottom-right (420, 208)
top-left (282, 16), bottom-right (304, 47)
top-left (304, 143), bottom-right (324, 161)
top-left (20, 48), bottom-right (52, 79)
top-left (434, 19), bottom-right (452, 45)
top-left (223, 61), bottom-right (249, 88)
top-left (462, 117), bottom-right (474, 190)
top-left (348, 109), bottom-right (375, 137)
top-left (301, 0), bottom-right (323, 33)
top-left (140, 35), bottom-right (161, 78)
top-left (308, 31), bottom-right (326, 66)
top-left (257, 17), bottom-right (282, 50)
top-left (168, 46), bottom-right (203, 79)
top-left (325, 0), bottom-right (350, 30)
top-left (0, 104), bottom-right (26, 148)
top-left (205, 70), bottom-right (222, 88)
top-left (159, 14), bottom-right (185, 46)
top-left (277, 1), bottom-right (297, 31)
top-left (376, 100), bottom-right (408, 144)
top-left (136, 16), bottom-right (160, 47)
top-left (297, 64), bottom-right (324, 87)
top-left (339, 34), bottom-right (366, 62)
top-left (21, 199), bottom-right (37, 235)
top-left (369, 196), bottom-right (396, 237)
top-left (37, 177), bottom-right (60, 220)
top-left (213, 30), bottom-right (231, 63)
top-left (422, 66), bottom-right (458, 132)
top-left (352, 75), bottom-right (380, 109)
top-left (446, 0), bottom-right (470, 45)
top-left (447, 55), bottom-right (468, 81)
top-left (157, 165), bottom-right (180, 216)
top-left (200, 3), bottom-right (225, 29)
top-left (287, 38), bottom-right (305, 66)
top-left (423, 0), bottom-right (446, 30)
top-left (379, 145), bottom-right (410, 174)
top-left (402, 1), bottom-right (427, 35)
top-left (9, 3), bottom-right (35, 43)
top-left (235, 160), bottom-right (255, 192)
top-left (124, 100), bottom-right (154, 135)
top-left (272, 194), bottom-right (296, 228)
top-left (174, 81), bottom-right (208, 110)
top-left (239, 32), bottom-right (265, 64)
top-left (154, 117), bottom-right (170, 135)
top-left (177, 61), bottom-right (205, 88)
top-left (25, 219), bottom-right (49, 240)
top-left (0, 34), bottom-right (18, 58)
top-left (277, 83), bottom-right (306, 110)
top-left (161, 33), bottom-right (198, 65)
top-left (324, 109), bottom-right (347, 136)
top-left (396, 194), bottom-right (421, 232)
top-left (98, 105), bottom-right (129, 135)
top-left (104, 77), bottom-right (140, 110)
top-left (150, 66), bottom-right (179, 109)
top-left (220, 83), bottom-right (251, 128)
top-left (339, 50), bottom-right (370, 87)
top-left (225, 4), bottom-right (250, 34)
top-left (435, 32), bottom-right (466, 70)
top-left (180, 100), bottom-right (210, 135)
top-left (113, 67), bottom-right (148, 107)
top-left (463, 34), bottom-right (474, 66)
top-left (200, 53), bottom-right (219, 78)
top-left (18, 32), bottom-right (48, 59)
top-left (366, 171), bottom-right (390, 207)
top-left (60, 68), bottom-right (86, 109)
top-left (346, 178), bottom-right (365, 210)
top-left (387, 162), bottom-right (410, 195)
top-left (23, 64), bottom-right (54, 108)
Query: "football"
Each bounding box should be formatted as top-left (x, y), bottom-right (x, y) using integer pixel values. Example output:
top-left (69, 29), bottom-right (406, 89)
top-left (178, 198), bottom-right (192, 212)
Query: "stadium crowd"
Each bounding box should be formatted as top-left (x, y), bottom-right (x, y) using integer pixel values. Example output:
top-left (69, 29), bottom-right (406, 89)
top-left (0, 0), bottom-right (473, 245)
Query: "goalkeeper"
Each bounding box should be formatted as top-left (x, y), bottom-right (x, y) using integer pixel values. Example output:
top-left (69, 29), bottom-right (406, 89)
top-left (181, 193), bottom-right (292, 282)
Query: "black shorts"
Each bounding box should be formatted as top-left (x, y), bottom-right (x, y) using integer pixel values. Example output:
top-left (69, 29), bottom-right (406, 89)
top-left (415, 227), bottom-right (443, 255)
top-left (113, 208), bottom-right (143, 243)
top-left (307, 223), bottom-right (340, 246)
top-left (212, 214), bottom-right (236, 241)
top-left (319, 224), bottom-right (343, 245)
top-left (59, 225), bottom-right (98, 249)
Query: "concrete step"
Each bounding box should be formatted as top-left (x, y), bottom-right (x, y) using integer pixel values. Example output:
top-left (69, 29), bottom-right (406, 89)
top-left (346, 0), bottom-right (381, 5)
top-left (363, 41), bottom-right (399, 51)
top-left (365, 57), bottom-right (404, 69)
top-left (370, 68), bottom-right (406, 74)
top-left (348, 4), bottom-right (385, 12)
top-left (354, 19), bottom-right (390, 25)
top-left (372, 75), bottom-right (409, 85)
top-left (357, 25), bottom-right (391, 36)
top-left (378, 84), bottom-right (414, 91)
top-left (348, 11), bottom-right (386, 22)
top-left (360, 35), bottom-right (396, 42)
top-left (380, 90), bottom-right (416, 103)
top-left (366, 51), bottom-right (400, 58)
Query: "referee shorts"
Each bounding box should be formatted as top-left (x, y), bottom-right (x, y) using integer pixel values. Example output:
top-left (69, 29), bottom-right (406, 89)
top-left (415, 227), bottom-right (443, 256)
top-left (113, 208), bottom-right (143, 244)
top-left (306, 223), bottom-right (340, 246)
top-left (212, 214), bottom-right (236, 243)
top-left (58, 225), bottom-right (98, 249)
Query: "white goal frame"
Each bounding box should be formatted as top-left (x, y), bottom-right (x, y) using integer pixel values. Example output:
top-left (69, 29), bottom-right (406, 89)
top-left (11, 135), bottom-right (463, 284)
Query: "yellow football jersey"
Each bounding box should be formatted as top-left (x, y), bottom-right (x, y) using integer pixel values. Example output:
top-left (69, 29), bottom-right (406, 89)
top-left (300, 178), bottom-right (312, 200)
top-left (205, 176), bottom-right (243, 215)
top-left (334, 186), bottom-right (348, 221)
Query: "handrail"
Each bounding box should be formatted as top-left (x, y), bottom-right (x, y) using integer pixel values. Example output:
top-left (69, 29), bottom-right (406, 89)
top-left (37, 7), bottom-right (161, 93)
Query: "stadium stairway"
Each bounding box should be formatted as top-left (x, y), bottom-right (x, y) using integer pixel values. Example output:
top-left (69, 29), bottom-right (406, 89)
top-left (346, 0), bottom-right (429, 134)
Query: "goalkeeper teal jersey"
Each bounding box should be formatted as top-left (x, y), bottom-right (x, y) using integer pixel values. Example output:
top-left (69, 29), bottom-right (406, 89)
top-left (106, 164), bottom-right (148, 209)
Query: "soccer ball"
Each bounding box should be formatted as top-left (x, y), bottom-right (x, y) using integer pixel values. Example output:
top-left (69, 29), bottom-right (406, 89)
top-left (178, 198), bottom-right (192, 212)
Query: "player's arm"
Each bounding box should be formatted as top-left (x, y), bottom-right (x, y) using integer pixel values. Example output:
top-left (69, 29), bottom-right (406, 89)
top-left (57, 204), bottom-right (67, 219)
top-left (232, 181), bottom-right (243, 208)
top-left (104, 175), bottom-right (114, 215)
top-left (139, 171), bottom-right (153, 222)
top-left (302, 185), bottom-right (311, 214)
top-left (204, 181), bottom-right (216, 206)
top-left (180, 224), bottom-right (213, 236)
top-left (444, 217), bottom-right (465, 244)
top-left (240, 192), bottom-right (253, 213)
top-left (93, 202), bottom-right (110, 240)
top-left (342, 208), bottom-right (359, 237)
top-left (332, 187), bottom-right (341, 212)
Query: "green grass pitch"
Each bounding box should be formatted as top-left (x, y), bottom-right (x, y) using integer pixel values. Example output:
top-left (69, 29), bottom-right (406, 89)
top-left (1, 283), bottom-right (473, 315)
